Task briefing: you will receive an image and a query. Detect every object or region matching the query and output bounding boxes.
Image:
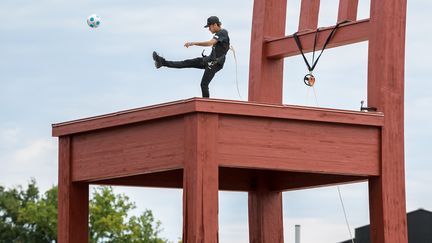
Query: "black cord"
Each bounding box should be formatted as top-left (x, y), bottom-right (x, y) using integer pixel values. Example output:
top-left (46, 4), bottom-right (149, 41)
top-left (293, 20), bottom-right (349, 74)
top-left (293, 32), bottom-right (313, 71)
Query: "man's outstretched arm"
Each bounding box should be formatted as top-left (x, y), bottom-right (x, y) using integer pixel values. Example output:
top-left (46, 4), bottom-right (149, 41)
top-left (184, 38), bottom-right (217, 48)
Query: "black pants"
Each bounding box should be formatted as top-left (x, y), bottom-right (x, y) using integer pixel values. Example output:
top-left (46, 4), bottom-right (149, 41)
top-left (163, 57), bottom-right (223, 98)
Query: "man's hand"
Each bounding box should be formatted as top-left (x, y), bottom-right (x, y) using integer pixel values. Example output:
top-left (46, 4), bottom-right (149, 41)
top-left (184, 42), bottom-right (194, 48)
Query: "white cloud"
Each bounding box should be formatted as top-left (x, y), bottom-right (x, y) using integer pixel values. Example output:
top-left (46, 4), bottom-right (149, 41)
top-left (0, 136), bottom-right (57, 191)
top-left (0, 126), bottom-right (21, 145)
top-left (13, 138), bottom-right (56, 163)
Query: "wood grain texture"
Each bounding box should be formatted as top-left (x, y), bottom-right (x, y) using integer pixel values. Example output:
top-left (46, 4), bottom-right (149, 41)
top-left (338, 0), bottom-right (359, 22)
top-left (367, 0), bottom-right (408, 242)
top-left (218, 115), bottom-right (380, 176)
top-left (248, 0), bottom-right (287, 104)
top-left (53, 99), bottom-right (384, 243)
top-left (298, 0), bottom-right (320, 31)
top-left (266, 19), bottom-right (369, 59)
top-left (93, 169), bottom-right (183, 188)
top-left (52, 98), bottom-right (384, 137)
top-left (268, 171), bottom-right (365, 191)
top-left (194, 99), bottom-right (384, 127)
top-left (58, 136), bottom-right (89, 243)
top-left (249, 175), bottom-right (284, 243)
top-left (183, 114), bottom-right (219, 243)
top-left (71, 117), bottom-right (184, 181)
top-left (52, 99), bottom-right (196, 136)
top-left (219, 167), bottom-right (365, 192)
top-left (88, 167), bottom-right (366, 193)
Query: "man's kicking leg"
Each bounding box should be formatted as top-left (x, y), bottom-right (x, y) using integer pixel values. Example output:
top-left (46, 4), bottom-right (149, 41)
top-left (153, 51), bottom-right (222, 98)
top-left (153, 51), bottom-right (204, 69)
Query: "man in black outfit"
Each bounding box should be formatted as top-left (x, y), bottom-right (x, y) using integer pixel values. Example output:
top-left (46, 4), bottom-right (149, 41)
top-left (152, 16), bottom-right (230, 98)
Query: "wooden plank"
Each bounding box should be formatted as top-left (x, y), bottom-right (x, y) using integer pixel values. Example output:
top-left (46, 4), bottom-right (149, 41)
top-left (219, 167), bottom-right (257, 191)
top-left (71, 117), bottom-right (184, 181)
top-left (93, 169), bottom-right (183, 189)
top-left (194, 99), bottom-right (384, 127)
top-left (58, 136), bottom-right (89, 243)
top-left (298, 0), bottom-right (320, 31)
top-left (248, 174), bottom-right (284, 243)
top-left (248, 0), bottom-right (287, 104)
top-left (219, 167), bottom-right (365, 192)
top-left (183, 114), bottom-right (219, 243)
top-left (52, 98), bottom-right (383, 137)
top-left (93, 167), bottom-right (365, 192)
top-left (265, 19), bottom-right (369, 59)
top-left (52, 98), bottom-right (196, 136)
top-left (367, 0), bottom-right (408, 241)
top-left (217, 115), bottom-right (381, 176)
top-left (269, 172), bottom-right (365, 191)
top-left (368, 177), bottom-right (385, 243)
top-left (182, 114), bottom-right (198, 243)
top-left (338, 0), bottom-right (359, 22)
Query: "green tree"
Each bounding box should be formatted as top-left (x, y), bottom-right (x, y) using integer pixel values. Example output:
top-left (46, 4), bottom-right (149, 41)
top-left (0, 180), bottom-right (170, 243)
top-left (0, 179), bottom-right (51, 243)
top-left (89, 186), bottom-right (166, 243)
top-left (19, 184), bottom-right (58, 242)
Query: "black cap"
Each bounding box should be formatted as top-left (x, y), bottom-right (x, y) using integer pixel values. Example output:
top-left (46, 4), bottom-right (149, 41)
top-left (204, 16), bottom-right (221, 28)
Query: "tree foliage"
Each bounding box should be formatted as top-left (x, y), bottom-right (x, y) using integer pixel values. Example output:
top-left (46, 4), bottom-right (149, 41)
top-left (0, 179), bottom-right (56, 243)
top-left (0, 180), bottom-right (170, 243)
top-left (89, 186), bottom-right (166, 243)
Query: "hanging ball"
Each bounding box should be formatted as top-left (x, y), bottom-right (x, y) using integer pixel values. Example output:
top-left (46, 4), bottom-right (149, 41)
top-left (304, 73), bottom-right (316, 87)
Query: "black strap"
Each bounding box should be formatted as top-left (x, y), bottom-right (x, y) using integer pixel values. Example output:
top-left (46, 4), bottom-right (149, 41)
top-left (293, 21), bottom-right (349, 73)
top-left (293, 32), bottom-right (313, 71)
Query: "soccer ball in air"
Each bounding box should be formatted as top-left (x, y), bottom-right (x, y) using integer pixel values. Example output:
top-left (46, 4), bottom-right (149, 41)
top-left (87, 14), bottom-right (101, 28)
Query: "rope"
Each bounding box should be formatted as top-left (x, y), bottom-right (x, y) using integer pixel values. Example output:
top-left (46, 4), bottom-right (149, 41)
top-left (308, 87), bottom-right (355, 243)
top-left (338, 186), bottom-right (355, 243)
top-left (230, 45), bottom-right (243, 100)
top-left (312, 86), bottom-right (319, 106)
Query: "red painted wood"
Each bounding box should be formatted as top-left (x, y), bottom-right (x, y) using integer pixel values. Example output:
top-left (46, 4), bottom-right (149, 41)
top-left (52, 99), bottom-right (196, 137)
top-left (249, 175), bottom-right (284, 243)
top-left (87, 167), bottom-right (365, 193)
top-left (71, 117), bottom-right (184, 181)
top-left (218, 167), bottom-right (257, 191)
top-left (269, 172), bottom-right (365, 191)
top-left (337, 0), bottom-right (359, 22)
top-left (183, 114), bottom-right (219, 243)
top-left (266, 19), bottom-right (369, 58)
top-left (298, 0), bottom-right (320, 31)
top-left (58, 136), bottom-right (89, 243)
top-left (219, 167), bottom-right (365, 192)
top-left (53, 100), bottom-right (385, 242)
top-left (248, 0), bottom-right (287, 104)
top-left (52, 98), bottom-right (384, 137)
top-left (94, 169), bottom-right (183, 188)
top-left (368, 177), bottom-right (385, 243)
top-left (195, 99), bottom-right (384, 127)
top-left (367, 0), bottom-right (408, 241)
top-left (217, 116), bottom-right (381, 176)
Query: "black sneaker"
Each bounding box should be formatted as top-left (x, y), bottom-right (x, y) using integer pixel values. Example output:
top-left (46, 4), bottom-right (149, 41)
top-left (152, 51), bottom-right (164, 69)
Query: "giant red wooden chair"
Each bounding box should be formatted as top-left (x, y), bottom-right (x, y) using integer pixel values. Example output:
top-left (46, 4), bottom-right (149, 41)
top-left (53, 0), bottom-right (408, 242)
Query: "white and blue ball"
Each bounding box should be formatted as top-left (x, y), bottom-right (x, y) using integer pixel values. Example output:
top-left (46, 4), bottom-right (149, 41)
top-left (87, 14), bottom-right (101, 28)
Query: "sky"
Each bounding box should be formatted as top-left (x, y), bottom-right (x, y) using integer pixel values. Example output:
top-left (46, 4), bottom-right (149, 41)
top-left (0, 0), bottom-right (430, 242)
